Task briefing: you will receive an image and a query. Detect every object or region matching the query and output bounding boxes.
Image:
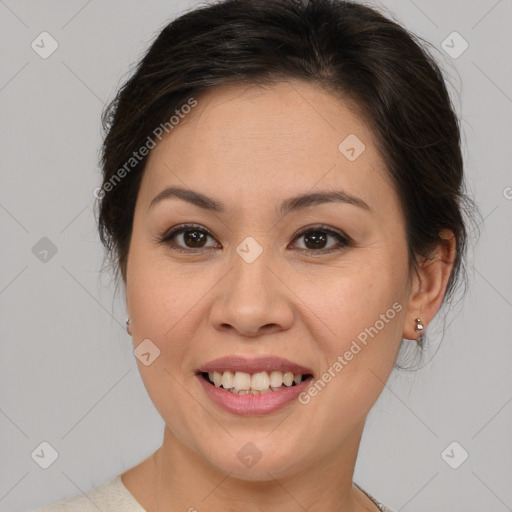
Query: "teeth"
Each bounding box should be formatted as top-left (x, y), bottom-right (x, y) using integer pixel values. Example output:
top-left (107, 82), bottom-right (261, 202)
top-left (206, 370), bottom-right (306, 393)
top-left (213, 371), bottom-right (222, 387)
top-left (221, 371), bottom-right (234, 389)
top-left (283, 371), bottom-right (294, 386)
top-left (233, 371), bottom-right (251, 391)
top-left (251, 372), bottom-right (270, 390)
top-left (269, 371), bottom-right (283, 388)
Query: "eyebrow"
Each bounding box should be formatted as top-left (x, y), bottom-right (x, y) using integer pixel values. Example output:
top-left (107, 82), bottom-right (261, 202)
top-left (148, 186), bottom-right (371, 215)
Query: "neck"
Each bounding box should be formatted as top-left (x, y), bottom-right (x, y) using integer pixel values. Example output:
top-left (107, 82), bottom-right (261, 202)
top-left (141, 420), bottom-right (378, 512)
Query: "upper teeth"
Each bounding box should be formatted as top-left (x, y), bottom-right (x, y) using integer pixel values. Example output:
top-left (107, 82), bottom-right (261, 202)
top-left (207, 370), bottom-right (303, 394)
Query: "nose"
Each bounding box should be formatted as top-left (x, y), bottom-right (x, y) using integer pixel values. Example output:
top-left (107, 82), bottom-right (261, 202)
top-left (208, 246), bottom-right (294, 338)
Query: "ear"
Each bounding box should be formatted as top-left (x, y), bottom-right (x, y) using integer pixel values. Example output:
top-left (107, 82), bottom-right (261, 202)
top-left (402, 230), bottom-right (457, 340)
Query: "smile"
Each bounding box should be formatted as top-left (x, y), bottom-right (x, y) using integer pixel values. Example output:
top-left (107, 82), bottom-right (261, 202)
top-left (196, 356), bottom-right (314, 415)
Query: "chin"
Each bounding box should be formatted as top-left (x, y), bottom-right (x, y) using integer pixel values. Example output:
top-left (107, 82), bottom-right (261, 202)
top-left (195, 436), bottom-right (307, 482)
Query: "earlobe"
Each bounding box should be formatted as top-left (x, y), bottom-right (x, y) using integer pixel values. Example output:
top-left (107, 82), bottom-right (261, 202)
top-left (402, 230), bottom-right (457, 340)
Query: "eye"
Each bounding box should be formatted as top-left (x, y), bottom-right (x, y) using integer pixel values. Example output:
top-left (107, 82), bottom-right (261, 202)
top-left (290, 225), bottom-right (351, 254)
top-left (158, 223), bottom-right (351, 254)
top-left (159, 223), bottom-right (220, 252)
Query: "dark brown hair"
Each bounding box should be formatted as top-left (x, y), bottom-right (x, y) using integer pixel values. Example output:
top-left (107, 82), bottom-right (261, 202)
top-left (97, 0), bottom-right (475, 360)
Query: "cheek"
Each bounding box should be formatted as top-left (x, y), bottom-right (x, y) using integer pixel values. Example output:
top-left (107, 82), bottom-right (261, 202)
top-left (125, 247), bottom-right (195, 397)
top-left (125, 246), bottom-right (206, 430)
top-left (292, 262), bottom-right (406, 433)
top-left (127, 239), bottom-right (200, 334)
top-left (297, 250), bottom-right (406, 347)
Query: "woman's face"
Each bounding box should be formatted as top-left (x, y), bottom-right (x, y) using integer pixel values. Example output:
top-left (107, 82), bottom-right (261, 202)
top-left (125, 81), bottom-right (415, 479)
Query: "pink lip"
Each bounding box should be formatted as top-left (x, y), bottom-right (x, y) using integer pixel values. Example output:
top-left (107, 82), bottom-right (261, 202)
top-left (196, 356), bottom-right (314, 416)
top-left (197, 355), bottom-right (313, 375)
top-left (197, 373), bottom-right (313, 415)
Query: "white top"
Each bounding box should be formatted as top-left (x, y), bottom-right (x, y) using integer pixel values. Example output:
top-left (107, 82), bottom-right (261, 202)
top-left (28, 475), bottom-right (396, 512)
top-left (27, 476), bottom-right (144, 512)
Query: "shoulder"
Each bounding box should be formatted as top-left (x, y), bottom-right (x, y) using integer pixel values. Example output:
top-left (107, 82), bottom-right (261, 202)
top-left (26, 475), bottom-right (145, 512)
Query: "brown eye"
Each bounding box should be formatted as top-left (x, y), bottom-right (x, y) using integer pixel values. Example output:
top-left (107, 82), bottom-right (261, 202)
top-left (160, 224), bottom-right (220, 251)
top-left (303, 231), bottom-right (328, 250)
top-left (291, 226), bottom-right (351, 253)
top-left (182, 229), bottom-right (208, 248)
top-left (159, 223), bottom-right (351, 255)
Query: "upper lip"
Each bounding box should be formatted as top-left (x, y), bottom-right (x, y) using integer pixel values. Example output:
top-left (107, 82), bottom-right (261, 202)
top-left (197, 356), bottom-right (314, 376)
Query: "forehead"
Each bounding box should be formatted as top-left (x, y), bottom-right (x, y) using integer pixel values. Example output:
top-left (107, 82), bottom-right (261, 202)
top-left (140, 80), bottom-right (396, 216)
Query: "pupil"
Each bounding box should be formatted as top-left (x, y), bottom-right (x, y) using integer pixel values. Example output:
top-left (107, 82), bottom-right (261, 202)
top-left (182, 230), bottom-right (328, 250)
top-left (184, 230), bottom-right (206, 247)
top-left (305, 232), bottom-right (326, 249)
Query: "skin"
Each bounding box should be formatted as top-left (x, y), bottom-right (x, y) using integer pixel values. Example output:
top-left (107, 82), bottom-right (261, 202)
top-left (121, 80), bottom-right (456, 512)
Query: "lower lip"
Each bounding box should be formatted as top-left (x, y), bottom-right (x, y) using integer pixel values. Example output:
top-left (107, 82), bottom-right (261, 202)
top-left (197, 374), bottom-right (313, 415)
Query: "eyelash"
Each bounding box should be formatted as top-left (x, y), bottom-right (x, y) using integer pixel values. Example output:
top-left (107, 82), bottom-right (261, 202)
top-left (157, 223), bottom-right (352, 255)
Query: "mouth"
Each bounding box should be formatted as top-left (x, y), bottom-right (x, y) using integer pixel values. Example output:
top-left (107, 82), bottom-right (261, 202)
top-left (195, 356), bottom-right (314, 415)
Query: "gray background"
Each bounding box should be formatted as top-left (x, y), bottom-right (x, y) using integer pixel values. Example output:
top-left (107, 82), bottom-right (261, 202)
top-left (1, 0), bottom-right (511, 511)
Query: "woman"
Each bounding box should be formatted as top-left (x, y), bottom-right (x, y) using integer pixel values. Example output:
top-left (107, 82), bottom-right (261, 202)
top-left (31, 0), bottom-right (473, 510)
